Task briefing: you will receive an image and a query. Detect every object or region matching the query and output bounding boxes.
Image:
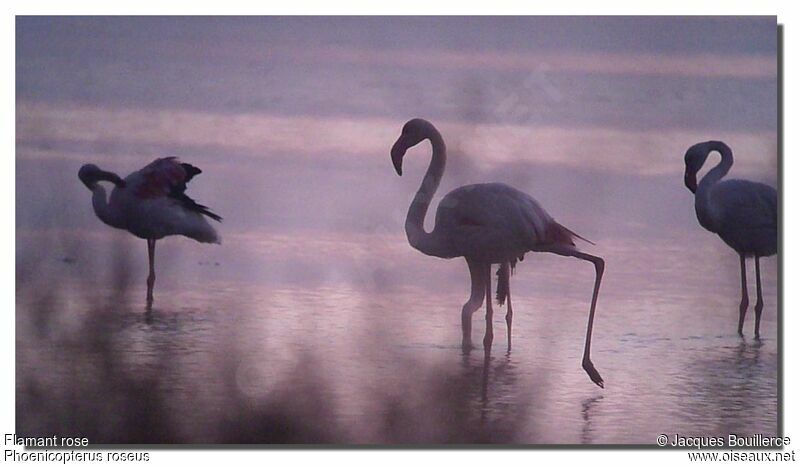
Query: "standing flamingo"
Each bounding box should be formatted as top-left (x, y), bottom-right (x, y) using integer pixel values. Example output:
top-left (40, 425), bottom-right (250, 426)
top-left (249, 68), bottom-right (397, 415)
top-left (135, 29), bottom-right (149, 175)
top-left (79, 157), bottom-right (222, 306)
top-left (391, 118), bottom-right (606, 387)
top-left (683, 141), bottom-right (777, 338)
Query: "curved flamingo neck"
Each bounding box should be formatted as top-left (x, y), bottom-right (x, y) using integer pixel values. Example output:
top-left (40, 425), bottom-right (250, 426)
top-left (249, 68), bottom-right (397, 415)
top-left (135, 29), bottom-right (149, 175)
top-left (697, 141), bottom-right (733, 191)
top-left (92, 185), bottom-right (124, 229)
top-left (405, 127), bottom-right (448, 257)
top-left (695, 141), bottom-right (734, 232)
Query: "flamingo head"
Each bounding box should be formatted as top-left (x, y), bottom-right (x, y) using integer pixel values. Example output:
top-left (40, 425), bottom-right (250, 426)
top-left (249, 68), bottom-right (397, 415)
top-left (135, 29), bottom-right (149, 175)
top-left (79, 164), bottom-right (126, 190)
top-left (683, 143), bottom-right (710, 194)
top-left (391, 118), bottom-right (434, 176)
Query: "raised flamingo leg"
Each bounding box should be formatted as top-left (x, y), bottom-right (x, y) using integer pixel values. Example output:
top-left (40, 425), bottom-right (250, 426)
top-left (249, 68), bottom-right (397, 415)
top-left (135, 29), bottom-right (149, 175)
top-left (483, 263), bottom-right (494, 350)
top-left (577, 252), bottom-right (605, 388)
top-left (737, 254), bottom-right (749, 337)
top-left (146, 239), bottom-right (156, 306)
top-left (545, 246), bottom-right (605, 388)
top-left (462, 259), bottom-right (486, 350)
top-left (502, 263), bottom-right (514, 351)
top-left (754, 256), bottom-right (763, 339)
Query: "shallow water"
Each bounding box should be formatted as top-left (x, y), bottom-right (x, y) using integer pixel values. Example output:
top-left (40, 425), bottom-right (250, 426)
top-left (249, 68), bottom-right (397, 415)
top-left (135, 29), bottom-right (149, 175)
top-left (15, 16), bottom-right (778, 444)
top-left (16, 228), bottom-right (779, 444)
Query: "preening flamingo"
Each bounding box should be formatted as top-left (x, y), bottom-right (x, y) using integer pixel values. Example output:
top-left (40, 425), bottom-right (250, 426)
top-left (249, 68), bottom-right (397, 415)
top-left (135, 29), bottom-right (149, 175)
top-left (79, 157), bottom-right (222, 306)
top-left (391, 118), bottom-right (606, 387)
top-left (684, 141), bottom-right (777, 338)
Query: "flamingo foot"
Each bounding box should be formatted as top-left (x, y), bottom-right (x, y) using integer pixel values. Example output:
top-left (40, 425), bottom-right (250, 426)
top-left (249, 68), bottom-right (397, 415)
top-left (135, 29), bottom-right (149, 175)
top-left (483, 330), bottom-right (494, 350)
top-left (146, 292), bottom-right (154, 311)
top-left (146, 273), bottom-right (155, 307)
top-left (582, 359), bottom-right (605, 388)
top-left (483, 342), bottom-right (492, 365)
top-left (505, 315), bottom-right (512, 351)
top-left (461, 337), bottom-right (475, 353)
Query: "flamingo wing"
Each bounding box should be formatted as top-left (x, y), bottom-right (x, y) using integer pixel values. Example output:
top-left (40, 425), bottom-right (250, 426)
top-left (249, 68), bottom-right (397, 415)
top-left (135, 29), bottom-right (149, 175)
top-left (439, 184), bottom-right (541, 233)
top-left (435, 183), bottom-right (580, 259)
top-left (128, 157), bottom-right (222, 222)
top-left (711, 179), bottom-right (777, 255)
top-left (712, 180), bottom-right (777, 231)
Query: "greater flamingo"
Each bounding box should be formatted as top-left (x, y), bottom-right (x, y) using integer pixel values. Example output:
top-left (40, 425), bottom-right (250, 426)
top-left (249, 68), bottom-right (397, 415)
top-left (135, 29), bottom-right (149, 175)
top-left (684, 141), bottom-right (777, 338)
top-left (79, 157), bottom-right (222, 306)
top-left (391, 118), bottom-right (606, 387)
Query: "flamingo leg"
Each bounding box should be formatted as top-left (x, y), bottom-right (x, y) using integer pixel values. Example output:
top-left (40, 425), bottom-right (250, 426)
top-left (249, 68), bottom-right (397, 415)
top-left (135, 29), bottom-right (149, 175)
top-left (483, 263), bottom-right (494, 350)
top-left (737, 254), bottom-right (749, 337)
top-left (146, 239), bottom-right (156, 306)
top-left (502, 263), bottom-right (513, 351)
top-left (754, 256), bottom-right (763, 339)
top-left (542, 246), bottom-right (605, 388)
top-left (462, 258), bottom-right (486, 350)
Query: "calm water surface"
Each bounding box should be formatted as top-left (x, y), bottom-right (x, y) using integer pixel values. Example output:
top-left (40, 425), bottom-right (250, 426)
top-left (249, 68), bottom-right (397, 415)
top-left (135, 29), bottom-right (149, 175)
top-left (16, 230), bottom-right (778, 444)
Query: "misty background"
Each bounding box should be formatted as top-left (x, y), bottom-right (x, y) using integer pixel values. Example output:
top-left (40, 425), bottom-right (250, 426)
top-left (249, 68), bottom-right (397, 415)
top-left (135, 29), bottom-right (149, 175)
top-left (16, 17), bottom-right (778, 444)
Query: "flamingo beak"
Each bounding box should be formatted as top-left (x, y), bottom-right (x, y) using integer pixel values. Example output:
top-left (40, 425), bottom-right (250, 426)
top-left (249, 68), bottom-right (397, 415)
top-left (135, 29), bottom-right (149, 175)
top-left (391, 137), bottom-right (408, 176)
top-left (684, 169), bottom-right (697, 193)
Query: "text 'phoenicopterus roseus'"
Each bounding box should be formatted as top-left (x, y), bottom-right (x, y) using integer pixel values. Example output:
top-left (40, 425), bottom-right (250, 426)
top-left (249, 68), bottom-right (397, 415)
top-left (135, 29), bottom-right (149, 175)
top-left (79, 157), bottom-right (222, 307)
top-left (684, 141), bottom-right (777, 338)
top-left (391, 118), bottom-right (606, 387)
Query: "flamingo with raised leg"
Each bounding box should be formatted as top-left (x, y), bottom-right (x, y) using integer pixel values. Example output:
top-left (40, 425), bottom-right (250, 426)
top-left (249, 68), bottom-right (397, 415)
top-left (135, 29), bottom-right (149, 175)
top-left (684, 141), bottom-right (777, 338)
top-left (79, 157), bottom-right (222, 307)
top-left (391, 118), bottom-right (606, 387)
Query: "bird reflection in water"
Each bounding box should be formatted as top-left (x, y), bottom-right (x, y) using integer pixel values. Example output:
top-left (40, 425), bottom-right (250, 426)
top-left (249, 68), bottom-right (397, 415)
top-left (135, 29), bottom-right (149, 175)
top-left (674, 338), bottom-right (775, 438)
top-left (460, 343), bottom-right (523, 437)
top-left (581, 395), bottom-right (604, 444)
